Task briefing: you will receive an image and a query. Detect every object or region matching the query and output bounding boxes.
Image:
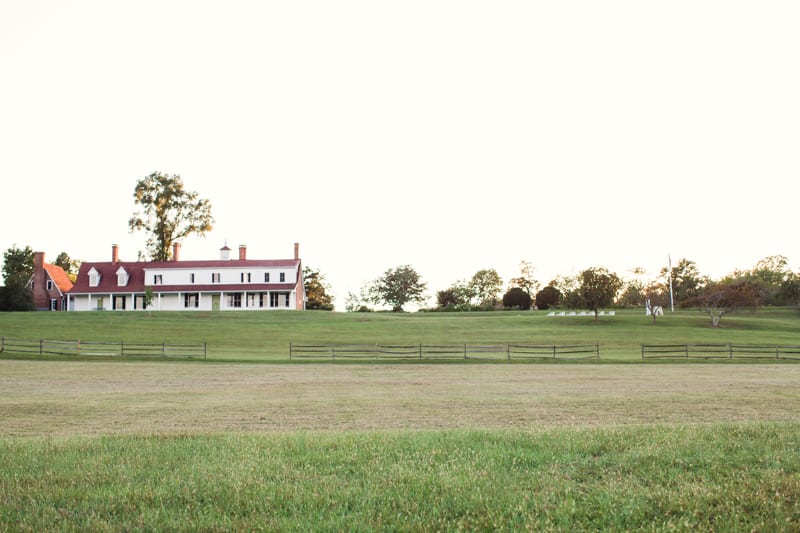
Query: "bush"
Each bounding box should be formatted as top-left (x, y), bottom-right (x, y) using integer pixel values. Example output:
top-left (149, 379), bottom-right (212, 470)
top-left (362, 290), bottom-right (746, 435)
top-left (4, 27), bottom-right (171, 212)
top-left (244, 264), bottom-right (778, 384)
top-left (502, 288), bottom-right (532, 310)
top-left (535, 286), bottom-right (560, 310)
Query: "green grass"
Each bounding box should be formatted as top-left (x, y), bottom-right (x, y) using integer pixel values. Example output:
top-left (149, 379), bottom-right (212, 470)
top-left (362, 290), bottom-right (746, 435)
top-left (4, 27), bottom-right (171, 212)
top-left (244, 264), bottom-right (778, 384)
top-left (2, 425), bottom-right (798, 531)
top-left (2, 310), bottom-right (800, 530)
top-left (2, 307), bottom-right (800, 361)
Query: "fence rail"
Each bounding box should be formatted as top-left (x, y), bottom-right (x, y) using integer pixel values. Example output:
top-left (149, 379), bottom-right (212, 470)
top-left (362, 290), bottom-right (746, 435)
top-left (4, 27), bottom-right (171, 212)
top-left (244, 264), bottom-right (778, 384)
top-left (0, 337), bottom-right (206, 358)
top-left (642, 343), bottom-right (800, 360)
top-left (289, 343), bottom-right (601, 360)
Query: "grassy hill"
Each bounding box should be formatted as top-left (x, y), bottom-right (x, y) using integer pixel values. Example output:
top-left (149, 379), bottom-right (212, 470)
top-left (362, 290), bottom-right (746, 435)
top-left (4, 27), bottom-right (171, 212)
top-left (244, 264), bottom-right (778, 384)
top-left (2, 307), bottom-right (799, 361)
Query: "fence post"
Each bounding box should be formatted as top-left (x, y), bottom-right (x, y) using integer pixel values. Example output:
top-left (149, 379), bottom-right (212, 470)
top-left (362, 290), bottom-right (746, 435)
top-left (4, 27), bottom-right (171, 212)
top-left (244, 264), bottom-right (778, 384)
top-left (77, 339), bottom-right (81, 356)
top-left (419, 343), bottom-right (422, 360)
top-left (553, 345), bottom-right (556, 359)
top-left (40, 339), bottom-right (43, 355)
top-left (507, 344), bottom-right (510, 360)
top-left (596, 343), bottom-right (600, 359)
top-left (289, 342), bottom-right (292, 360)
top-left (729, 343), bottom-right (733, 360)
top-left (685, 344), bottom-right (689, 359)
top-left (331, 344), bottom-right (335, 360)
top-left (1, 337), bottom-right (4, 353)
top-left (464, 343), bottom-right (467, 360)
top-left (641, 344), bottom-right (645, 359)
top-left (776, 346), bottom-right (780, 360)
top-left (204, 341), bottom-right (207, 359)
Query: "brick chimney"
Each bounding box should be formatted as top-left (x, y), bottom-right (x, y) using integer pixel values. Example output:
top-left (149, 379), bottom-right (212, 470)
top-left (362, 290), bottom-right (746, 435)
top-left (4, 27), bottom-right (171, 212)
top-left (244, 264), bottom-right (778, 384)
top-left (239, 245), bottom-right (247, 261)
top-left (173, 242), bottom-right (181, 261)
top-left (112, 244), bottom-right (119, 264)
top-left (294, 242), bottom-right (299, 260)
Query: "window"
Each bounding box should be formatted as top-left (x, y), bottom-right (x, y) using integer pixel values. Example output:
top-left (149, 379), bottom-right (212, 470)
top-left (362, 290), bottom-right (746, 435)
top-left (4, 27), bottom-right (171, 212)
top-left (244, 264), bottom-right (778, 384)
top-left (184, 293), bottom-right (199, 308)
top-left (280, 272), bottom-right (286, 282)
top-left (228, 293), bottom-right (242, 308)
top-left (241, 272), bottom-right (251, 283)
top-left (190, 273), bottom-right (195, 284)
top-left (153, 274), bottom-right (163, 285)
top-left (270, 292), bottom-right (290, 308)
top-left (264, 272), bottom-right (270, 282)
top-left (212, 272), bottom-right (221, 283)
top-left (88, 268), bottom-right (101, 287)
top-left (46, 280), bottom-right (54, 291)
top-left (247, 293), bottom-right (255, 307)
top-left (50, 299), bottom-right (57, 311)
top-left (116, 267), bottom-right (129, 287)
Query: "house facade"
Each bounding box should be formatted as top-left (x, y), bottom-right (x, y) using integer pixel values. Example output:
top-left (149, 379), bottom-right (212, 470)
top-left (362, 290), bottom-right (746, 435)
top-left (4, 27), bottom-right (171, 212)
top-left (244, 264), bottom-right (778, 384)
top-left (27, 252), bottom-right (74, 311)
top-left (67, 243), bottom-right (305, 311)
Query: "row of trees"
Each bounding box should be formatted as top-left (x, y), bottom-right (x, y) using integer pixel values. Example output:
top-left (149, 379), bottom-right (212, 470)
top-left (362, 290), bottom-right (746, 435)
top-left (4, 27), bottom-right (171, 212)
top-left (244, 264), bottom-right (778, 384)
top-left (346, 256), bottom-right (800, 327)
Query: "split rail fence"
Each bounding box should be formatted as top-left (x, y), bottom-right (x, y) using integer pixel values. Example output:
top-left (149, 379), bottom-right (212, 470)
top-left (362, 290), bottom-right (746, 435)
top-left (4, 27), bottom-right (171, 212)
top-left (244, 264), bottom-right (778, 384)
top-left (0, 337), bottom-right (207, 358)
top-left (641, 343), bottom-right (800, 360)
top-left (289, 343), bottom-right (600, 360)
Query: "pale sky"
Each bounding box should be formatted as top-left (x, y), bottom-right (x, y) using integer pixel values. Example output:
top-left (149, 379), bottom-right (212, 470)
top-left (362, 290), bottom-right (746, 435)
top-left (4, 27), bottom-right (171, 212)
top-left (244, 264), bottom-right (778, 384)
top-left (2, 1), bottom-right (798, 309)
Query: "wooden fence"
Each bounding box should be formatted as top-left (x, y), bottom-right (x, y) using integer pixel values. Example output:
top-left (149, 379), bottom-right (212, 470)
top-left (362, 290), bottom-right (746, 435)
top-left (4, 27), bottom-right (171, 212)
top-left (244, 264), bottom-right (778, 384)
top-left (0, 337), bottom-right (207, 358)
top-left (641, 343), bottom-right (800, 360)
top-left (289, 343), bottom-right (600, 360)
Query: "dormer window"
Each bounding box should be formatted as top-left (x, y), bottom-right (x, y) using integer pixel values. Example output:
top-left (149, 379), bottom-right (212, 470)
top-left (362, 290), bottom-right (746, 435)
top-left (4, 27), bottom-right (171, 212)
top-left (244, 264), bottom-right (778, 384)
top-left (153, 274), bottom-right (163, 285)
top-left (116, 266), bottom-right (129, 287)
top-left (280, 272), bottom-right (286, 282)
top-left (88, 267), bottom-right (101, 287)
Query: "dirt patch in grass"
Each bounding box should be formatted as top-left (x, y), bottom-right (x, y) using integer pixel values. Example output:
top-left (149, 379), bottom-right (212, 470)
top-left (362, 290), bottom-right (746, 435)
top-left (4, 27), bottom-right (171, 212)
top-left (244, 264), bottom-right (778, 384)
top-left (2, 360), bottom-right (799, 436)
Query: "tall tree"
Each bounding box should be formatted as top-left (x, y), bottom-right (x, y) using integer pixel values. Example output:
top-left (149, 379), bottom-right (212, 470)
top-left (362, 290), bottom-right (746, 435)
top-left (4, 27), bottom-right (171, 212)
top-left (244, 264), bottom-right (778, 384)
top-left (369, 265), bottom-right (427, 312)
top-left (1, 245), bottom-right (35, 311)
top-left (509, 260), bottom-right (539, 298)
top-left (578, 267), bottom-right (622, 320)
top-left (54, 252), bottom-right (81, 283)
top-left (662, 258), bottom-right (707, 305)
top-left (468, 269), bottom-right (503, 308)
top-left (303, 266), bottom-right (334, 310)
top-left (128, 172), bottom-right (214, 261)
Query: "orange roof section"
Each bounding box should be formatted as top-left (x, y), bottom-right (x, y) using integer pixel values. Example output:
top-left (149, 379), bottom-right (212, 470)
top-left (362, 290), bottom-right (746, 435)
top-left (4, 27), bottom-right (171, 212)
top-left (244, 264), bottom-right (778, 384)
top-left (44, 263), bottom-right (74, 293)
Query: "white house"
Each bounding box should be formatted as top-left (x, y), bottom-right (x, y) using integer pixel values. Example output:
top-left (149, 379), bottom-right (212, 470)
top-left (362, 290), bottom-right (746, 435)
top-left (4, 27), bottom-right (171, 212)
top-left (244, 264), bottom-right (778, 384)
top-left (67, 243), bottom-right (305, 311)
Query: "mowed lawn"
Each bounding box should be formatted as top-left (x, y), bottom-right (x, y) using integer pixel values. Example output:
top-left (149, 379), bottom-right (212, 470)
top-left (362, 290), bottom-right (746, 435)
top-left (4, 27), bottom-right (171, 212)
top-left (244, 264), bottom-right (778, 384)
top-left (2, 307), bottom-right (800, 360)
top-left (1, 360), bottom-right (800, 530)
top-left (2, 310), bottom-right (800, 530)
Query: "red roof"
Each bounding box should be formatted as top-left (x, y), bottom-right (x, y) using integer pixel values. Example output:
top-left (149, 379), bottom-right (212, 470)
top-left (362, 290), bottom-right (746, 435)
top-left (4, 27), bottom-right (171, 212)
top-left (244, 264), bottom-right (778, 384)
top-left (69, 259), bottom-right (301, 294)
top-left (44, 263), bottom-right (74, 293)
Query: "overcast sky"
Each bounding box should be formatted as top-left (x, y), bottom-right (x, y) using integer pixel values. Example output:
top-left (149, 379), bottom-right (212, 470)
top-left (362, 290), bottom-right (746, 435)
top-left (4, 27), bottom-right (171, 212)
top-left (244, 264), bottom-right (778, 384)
top-left (2, 1), bottom-right (798, 309)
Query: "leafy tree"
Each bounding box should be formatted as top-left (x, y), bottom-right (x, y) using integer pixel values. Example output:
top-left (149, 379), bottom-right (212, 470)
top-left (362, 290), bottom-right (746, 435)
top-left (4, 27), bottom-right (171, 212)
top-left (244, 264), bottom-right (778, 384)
top-left (779, 272), bottom-right (800, 311)
top-left (54, 252), bottom-right (80, 283)
top-left (128, 172), bottom-right (214, 261)
top-left (534, 285), bottom-right (560, 310)
top-left (509, 260), bottom-right (539, 298)
top-left (303, 266), bottom-right (334, 310)
top-left (502, 287), bottom-right (532, 310)
top-left (345, 288), bottom-right (373, 313)
top-left (662, 258), bottom-right (707, 305)
top-left (724, 255), bottom-right (792, 306)
top-left (1, 245), bottom-right (35, 311)
top-left (552, 274), bottom-right (582, 309)
top-left (686, 280), bottom-right (760, 327)
top-left (468, 269), bottom-right (503, 308)
top-left (435, 280), bottom-right (474, 311)
top-left (143, 286), bottom-right (154, 317)
top-left (369, 265), bottom-right (427, 312)
top-left (578, 267), bottom-right (622, 320)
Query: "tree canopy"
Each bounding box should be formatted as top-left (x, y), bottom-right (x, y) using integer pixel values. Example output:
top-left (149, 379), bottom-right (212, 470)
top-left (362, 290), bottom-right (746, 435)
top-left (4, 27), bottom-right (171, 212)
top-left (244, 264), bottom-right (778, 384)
top-left (369, 265), bottom-right (427, 312)
top-left (128, 172), bottom-right (214, 261)
top-left (303, 266), bottom-right (334, 311)
top-left (687, 279), bottom-right (761, 327)
top-left (1, 245), bottom-right (35, 311)
top-left (578, 267), bottom-right (623, 320)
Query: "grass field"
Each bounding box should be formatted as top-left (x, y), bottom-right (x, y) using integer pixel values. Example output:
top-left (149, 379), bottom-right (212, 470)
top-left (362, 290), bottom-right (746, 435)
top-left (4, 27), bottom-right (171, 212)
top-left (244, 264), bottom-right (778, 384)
top-left (2, 310), bottom-right (800, 530)
top-left (2, 307), bottom-right (800, 361)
